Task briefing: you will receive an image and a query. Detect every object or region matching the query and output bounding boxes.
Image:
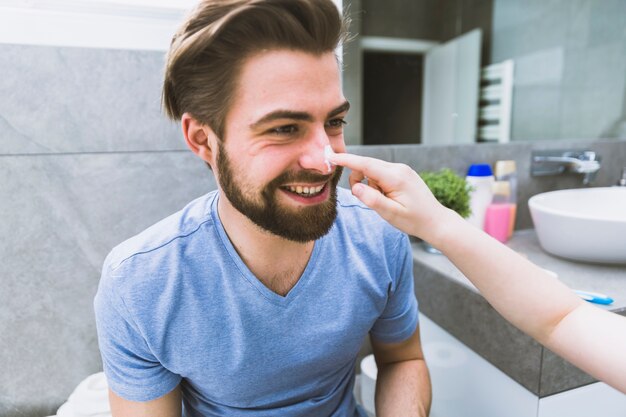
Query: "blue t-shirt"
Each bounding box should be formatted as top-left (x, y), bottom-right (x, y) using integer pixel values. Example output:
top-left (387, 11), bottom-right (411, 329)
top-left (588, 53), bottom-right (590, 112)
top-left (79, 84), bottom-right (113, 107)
top-left (94, 188), bottom-right (418, 417)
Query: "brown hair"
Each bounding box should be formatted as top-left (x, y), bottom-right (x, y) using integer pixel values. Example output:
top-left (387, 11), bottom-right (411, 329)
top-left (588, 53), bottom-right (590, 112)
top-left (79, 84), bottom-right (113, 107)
top-left (162, 0), bottom-right (350, 139)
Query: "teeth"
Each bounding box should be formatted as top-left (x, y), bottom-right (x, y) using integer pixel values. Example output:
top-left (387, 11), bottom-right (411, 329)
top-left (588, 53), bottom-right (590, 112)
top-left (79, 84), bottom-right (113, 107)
top-left (286, 185), bottom-right (324, 196)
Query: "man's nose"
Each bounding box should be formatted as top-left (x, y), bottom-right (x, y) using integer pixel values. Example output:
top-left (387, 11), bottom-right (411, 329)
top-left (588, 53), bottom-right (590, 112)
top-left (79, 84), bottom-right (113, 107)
top-left (298, 127), bottom-right (332, 174)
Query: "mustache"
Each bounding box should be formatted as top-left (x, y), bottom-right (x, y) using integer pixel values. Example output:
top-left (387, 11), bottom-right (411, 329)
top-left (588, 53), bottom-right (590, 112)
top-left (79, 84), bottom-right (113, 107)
top-left (269, 170), bottom-right (336, 188)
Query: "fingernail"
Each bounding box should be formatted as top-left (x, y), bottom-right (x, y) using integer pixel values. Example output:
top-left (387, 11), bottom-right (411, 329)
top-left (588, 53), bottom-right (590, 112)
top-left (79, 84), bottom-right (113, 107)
top-left (352, 182), bottom-right (364, 196)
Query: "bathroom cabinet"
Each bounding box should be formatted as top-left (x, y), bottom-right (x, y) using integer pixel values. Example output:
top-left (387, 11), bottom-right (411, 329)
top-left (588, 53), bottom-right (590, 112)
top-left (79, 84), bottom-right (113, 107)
top-left (410, 229), bottom-right (626, 416)
top-left (420, 315), bottom-right (626, 417)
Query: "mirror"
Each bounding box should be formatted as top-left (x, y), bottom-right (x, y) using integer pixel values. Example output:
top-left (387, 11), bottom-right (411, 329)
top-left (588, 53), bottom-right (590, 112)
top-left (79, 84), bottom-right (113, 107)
top-left (341, 0), bottom-right (626, 146)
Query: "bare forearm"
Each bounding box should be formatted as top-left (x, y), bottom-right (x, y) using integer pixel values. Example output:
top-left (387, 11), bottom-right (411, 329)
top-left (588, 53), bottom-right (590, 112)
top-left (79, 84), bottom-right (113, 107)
top-left (375, 359), bottom-right (431, 417)
top-left (428, 209), bottom-right (582, 343)
top-left (547, 303), bottom-right (626, 393)
top-left (426, 210), bottom-right (626, 394)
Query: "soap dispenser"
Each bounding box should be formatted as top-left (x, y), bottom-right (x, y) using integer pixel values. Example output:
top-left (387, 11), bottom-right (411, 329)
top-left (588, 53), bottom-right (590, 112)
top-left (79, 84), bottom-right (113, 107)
top-left (466, 164), bottom-right (494, 229)
top-left (494, 160), bottom-right (518, 238)
top-left (484, 181), bottom-right (514, 243)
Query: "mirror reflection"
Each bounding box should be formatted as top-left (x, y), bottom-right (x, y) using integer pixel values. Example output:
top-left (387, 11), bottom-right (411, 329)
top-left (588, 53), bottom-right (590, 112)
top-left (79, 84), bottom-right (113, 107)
top-left (342, 0), bottom-right (626, 146)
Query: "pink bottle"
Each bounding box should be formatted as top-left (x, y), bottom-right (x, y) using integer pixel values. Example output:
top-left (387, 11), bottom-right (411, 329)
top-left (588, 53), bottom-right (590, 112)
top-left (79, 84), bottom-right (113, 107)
top-left (484, 181), bottom-right (513, 243)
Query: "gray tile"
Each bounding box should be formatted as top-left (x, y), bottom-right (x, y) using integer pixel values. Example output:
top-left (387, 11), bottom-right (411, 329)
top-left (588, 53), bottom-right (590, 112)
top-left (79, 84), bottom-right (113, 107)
top-left (593, 141), bottom-right (626, 184)
top-left (561, 43), bottom-right (625, 90)
top-left (520, 3), bottom-right (568, 53)
top-left (491, 0), bottom-right (525, 33)
top-left (511, 86), bottom-right (562, 141)
top-left (565, 0), bottom-right (592, 49)
top-left (507, 139), bottom-right (626, 228)
top-left (0, 44), bottom-right (184, 154)
top-left (513, 47), bottom-right (565, 87)
top-left (348, 144), bottom-right (395, 161)
top-left (491, 21), bottom-right (523, 64)
top-left (412, 252), bottom-right (543, 394)
top-left (490, 0), bottom-right (626, 144)
top-left (389, 143), bottom-right (484, 176)
top-left (0, 152), bottom-right (214, 414)
top-left (492, 0), bottom-right (569, 60)
top-left (539, 349), bottom-right (596, 396)
top-left (383, 140), bottom-right (625, 230)
top-left (559, 87), bottom-right (624, 140)
top-left (587, 0), bottom-right (626, 48)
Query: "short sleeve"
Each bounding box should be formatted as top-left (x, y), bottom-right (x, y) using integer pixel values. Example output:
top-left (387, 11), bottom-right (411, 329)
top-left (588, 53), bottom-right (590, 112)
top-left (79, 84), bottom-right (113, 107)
top-left (94, 260), bottom-right (181, 402)
top-left (369, 234), bottom-right (419, 343)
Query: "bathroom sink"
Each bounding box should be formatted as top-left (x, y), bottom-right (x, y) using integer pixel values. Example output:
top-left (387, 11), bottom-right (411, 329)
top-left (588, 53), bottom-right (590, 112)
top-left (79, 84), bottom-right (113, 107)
top-left (528, 187), bottom-right (626, 264)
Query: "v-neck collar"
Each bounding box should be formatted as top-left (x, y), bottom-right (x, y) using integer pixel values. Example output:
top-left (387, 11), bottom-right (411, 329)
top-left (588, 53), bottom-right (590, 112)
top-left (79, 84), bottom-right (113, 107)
top-left (210, 193), bottom-right (323, 307)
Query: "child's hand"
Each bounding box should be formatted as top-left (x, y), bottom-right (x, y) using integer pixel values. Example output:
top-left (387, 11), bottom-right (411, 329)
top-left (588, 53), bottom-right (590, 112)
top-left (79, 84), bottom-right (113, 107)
top-left (329, 152), bottom-right (453, 240)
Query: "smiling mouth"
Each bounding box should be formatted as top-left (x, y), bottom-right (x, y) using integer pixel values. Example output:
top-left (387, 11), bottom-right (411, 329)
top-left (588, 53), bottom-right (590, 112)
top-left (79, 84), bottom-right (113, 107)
top-left (281, 183), bottom-right (326, 197)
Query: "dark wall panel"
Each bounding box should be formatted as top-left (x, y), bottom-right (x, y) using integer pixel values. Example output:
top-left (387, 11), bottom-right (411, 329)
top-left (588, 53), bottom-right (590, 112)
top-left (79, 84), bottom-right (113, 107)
top-left (363, 52), bottom-right (423, 145)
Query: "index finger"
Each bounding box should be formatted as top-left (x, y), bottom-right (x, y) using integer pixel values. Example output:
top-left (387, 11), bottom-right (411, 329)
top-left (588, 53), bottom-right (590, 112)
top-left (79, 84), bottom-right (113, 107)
top-left (329, 152), bottom-right (397, 184)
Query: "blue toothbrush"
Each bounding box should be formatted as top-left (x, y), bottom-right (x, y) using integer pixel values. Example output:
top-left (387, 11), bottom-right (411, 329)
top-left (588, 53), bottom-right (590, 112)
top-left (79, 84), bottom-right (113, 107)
top-left (574, 290), bottom-right (614, 305)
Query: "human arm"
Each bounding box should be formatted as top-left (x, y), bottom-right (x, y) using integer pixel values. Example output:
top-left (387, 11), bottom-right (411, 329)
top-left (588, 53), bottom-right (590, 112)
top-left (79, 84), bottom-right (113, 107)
top-left (368, 233), bottom-right (431, 416)
top-left (330, 152), bottom-right (626, 394)
top-left (371, 328), bottom-right (431, 417)
top-left (109, 386), bottom-right (181, 417)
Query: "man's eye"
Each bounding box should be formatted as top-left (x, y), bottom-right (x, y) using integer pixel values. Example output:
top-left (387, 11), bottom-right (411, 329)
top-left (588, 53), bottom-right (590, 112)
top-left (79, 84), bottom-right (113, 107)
top-left (270, 125), bottom-right (298, 135)
top-left (326, 118), bottom-right (347, 129)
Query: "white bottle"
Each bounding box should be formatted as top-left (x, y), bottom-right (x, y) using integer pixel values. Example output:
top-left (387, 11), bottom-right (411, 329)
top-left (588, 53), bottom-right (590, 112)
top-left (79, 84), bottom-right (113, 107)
top-left (466, 164), bottom-right (494, 229)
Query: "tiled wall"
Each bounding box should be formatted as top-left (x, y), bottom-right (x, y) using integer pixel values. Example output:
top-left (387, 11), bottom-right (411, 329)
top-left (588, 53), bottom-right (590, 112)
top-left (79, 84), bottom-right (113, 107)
top-left (1, 43), bottom-right (625, 416)
top-left (0, 44), bottom-right (185, 154)
top-left (0, 44), bottom-right (214, 417)
top-left (380, 139), bottom-right (626, 230)
top-left (492, 0), bottom-right (626, 141)
top-left (350, 0), bottom-right (626, 144)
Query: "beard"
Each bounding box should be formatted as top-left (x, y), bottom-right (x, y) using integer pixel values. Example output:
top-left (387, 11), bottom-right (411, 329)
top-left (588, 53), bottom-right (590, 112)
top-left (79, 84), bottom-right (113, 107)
top-left (216, 143), bottom-right (343, 243)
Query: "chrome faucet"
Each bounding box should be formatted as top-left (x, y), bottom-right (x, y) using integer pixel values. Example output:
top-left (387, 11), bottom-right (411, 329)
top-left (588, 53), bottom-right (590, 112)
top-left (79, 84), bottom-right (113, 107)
top-left (531, 150), bottom-right (601, 185)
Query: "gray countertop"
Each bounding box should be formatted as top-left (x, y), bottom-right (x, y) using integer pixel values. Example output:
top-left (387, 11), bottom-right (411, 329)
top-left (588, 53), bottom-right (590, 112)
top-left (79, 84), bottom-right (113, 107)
top-left (411, 229), bottom-right (626, 397)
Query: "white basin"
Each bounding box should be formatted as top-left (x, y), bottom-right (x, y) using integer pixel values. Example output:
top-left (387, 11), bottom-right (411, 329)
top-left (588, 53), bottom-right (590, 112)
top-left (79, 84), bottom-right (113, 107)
top-left (528, 187), bottom-right (626, 264)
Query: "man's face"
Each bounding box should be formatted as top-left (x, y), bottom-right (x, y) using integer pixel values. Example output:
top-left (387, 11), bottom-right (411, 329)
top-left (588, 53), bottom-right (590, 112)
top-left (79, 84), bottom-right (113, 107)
top-left (214, 50), bottom-right (348, 242)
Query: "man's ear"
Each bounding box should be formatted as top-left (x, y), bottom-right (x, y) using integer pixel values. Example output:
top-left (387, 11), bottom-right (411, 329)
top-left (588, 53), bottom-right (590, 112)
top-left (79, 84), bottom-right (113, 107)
top-left (181, 113), bottom-right (218, 166)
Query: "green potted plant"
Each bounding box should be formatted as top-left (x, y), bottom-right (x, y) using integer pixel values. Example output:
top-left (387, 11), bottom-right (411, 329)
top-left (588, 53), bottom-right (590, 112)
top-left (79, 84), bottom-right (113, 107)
top-left (419, 168), bottom-right (473, 253)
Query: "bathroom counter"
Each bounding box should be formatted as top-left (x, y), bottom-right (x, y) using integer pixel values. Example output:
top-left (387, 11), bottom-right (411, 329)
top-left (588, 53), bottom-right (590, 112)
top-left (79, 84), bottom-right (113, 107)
top-left (411, 229), bottom-right (626, 397)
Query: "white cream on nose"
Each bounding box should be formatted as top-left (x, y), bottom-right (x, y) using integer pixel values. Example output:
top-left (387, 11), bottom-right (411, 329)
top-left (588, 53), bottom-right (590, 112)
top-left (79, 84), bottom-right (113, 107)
top-left (324, 145), bottom-right (335, 174)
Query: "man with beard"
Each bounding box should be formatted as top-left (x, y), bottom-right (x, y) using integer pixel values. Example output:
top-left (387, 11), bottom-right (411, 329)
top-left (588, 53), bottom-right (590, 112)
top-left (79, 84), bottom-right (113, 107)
top-left (94, 1), bottom-right (431, 416)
